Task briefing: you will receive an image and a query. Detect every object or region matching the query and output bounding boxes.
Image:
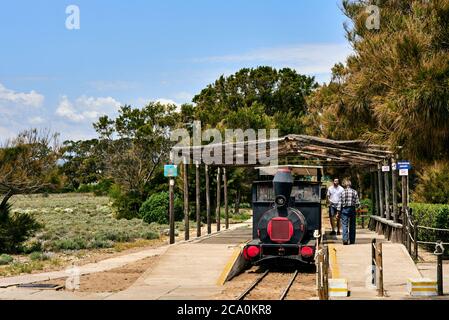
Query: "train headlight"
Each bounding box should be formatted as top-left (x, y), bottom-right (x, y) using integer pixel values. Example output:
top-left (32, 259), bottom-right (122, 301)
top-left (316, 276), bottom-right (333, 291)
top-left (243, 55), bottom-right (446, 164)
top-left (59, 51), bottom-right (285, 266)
top-left (275, 195), bottom-right (287, 207)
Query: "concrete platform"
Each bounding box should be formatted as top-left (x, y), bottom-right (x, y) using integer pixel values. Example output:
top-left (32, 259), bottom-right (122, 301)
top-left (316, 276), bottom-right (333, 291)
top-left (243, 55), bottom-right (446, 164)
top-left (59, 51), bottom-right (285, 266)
top-left (109, 226), bottom-right (252, 300)
top-left (327, 229), bottom-right (423, 299)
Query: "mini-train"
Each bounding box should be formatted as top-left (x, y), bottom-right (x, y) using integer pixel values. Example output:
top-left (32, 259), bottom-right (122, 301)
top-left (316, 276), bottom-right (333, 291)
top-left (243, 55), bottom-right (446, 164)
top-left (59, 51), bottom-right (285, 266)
top-left (243, 166), bottom-right (324, 265)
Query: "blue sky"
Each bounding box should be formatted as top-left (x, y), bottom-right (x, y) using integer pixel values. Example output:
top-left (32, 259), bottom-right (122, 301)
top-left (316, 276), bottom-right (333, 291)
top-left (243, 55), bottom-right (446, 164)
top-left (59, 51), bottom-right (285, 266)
top-left (0, 0), bottom-right (351, 141)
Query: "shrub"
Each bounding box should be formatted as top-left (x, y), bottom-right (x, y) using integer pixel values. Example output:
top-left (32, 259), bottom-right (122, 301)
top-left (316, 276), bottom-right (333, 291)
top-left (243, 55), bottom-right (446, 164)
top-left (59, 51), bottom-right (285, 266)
top-left (52, 238), bottom-right (88, 251)
top-left (0, 203), bottom-right (42, 253)
top-left (139, 192), bottom-right (183, 224)
top-left (410, 203), bottom-right (449, 250)
top-left (0, 254), bottom-right (13, 265)
top-left (22, 240), bottom-right (43, 254)
top-left (29, 252), bottom-right (49, 261)
top-left (360, 198), bottom-right (373, 215)
top-left (112, 191), bottom-right (144, 220)
top-left (414, 162), bottom-right (449, 204)
top-left (93, 180), bottom-right (113, 196)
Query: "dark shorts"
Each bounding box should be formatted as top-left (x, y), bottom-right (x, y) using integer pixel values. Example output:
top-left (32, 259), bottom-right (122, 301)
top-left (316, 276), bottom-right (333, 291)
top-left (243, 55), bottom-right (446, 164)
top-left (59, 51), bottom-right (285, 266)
top-left (329, 205), bottom-right (338, 217)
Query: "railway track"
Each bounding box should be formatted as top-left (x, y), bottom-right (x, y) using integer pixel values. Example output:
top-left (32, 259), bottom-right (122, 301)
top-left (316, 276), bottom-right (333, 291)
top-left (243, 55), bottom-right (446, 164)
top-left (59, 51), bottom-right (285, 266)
top-left (237, 269), bottom-right (299, 301)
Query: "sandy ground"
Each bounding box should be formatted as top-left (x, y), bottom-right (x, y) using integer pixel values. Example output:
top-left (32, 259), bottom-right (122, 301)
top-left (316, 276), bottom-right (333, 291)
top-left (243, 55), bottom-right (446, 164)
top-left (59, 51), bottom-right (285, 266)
top-left (38, 255), bottom-right (160, 293)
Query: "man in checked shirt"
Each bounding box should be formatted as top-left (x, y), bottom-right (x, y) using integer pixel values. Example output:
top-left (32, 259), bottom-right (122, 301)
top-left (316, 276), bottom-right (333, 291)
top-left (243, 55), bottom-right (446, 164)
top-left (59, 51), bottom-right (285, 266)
top-left (336, 179), bottom-right (360, 245)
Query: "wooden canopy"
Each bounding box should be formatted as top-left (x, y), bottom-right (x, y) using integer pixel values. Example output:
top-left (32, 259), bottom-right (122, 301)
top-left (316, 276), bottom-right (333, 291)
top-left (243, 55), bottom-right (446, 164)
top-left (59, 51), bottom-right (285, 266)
top-left (173, 134), bottom-right (393, 168)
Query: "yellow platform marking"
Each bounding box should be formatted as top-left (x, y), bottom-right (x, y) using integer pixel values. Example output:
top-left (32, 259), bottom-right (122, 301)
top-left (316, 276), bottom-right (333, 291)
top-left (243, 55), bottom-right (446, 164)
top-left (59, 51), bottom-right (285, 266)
top-left (216, 247), bottom-right (243, 286)
top-left (328, 244), bottom-right (340, 278)
top-left (411, 288), bottom-right (437, 292)
top-left (329, 288), bottom-right (348, 292)
top-left (409, 282), bottom-right (437, 286)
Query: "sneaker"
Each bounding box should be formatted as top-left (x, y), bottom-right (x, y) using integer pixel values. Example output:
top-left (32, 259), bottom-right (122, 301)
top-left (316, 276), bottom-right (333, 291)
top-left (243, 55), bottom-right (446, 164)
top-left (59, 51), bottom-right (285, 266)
top-left (343, 241), bottom-right (349, 245)
top-left (329, 231), bottom-right (336, 236)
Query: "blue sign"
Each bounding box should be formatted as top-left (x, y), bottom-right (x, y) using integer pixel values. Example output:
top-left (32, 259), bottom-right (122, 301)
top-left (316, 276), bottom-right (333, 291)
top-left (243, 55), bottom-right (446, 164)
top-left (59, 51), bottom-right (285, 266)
top-left (164, 165), bottom-right (178, 177)
top-left (397, 161), bottom-right (411, 170)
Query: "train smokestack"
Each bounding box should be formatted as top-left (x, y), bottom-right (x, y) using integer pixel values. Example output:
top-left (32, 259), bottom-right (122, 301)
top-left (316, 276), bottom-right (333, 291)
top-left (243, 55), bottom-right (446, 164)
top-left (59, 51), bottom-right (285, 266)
top-left (273, 168), bottom-right (293, 207)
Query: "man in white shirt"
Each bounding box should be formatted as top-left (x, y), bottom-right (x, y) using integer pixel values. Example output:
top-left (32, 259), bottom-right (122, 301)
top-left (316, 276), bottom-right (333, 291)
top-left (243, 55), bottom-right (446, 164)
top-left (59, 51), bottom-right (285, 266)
top-left (327, 178), bottom-right (344, 236)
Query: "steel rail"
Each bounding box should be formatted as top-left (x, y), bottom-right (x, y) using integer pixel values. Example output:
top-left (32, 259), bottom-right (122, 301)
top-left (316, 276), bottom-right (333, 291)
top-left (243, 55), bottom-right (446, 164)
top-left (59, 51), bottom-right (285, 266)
top-left (279, 270), bottom-right (299, 300)
top-left (237, 269), bottom-right (270, 300)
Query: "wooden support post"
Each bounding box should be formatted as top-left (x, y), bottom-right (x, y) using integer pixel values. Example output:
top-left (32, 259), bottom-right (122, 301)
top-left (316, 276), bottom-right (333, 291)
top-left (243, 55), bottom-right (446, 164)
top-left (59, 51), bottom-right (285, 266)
top-left (216, 167), bottom-right (221, 232)
top-left (317, 246), bottom-right (329, 300)
top-left (437, 254), bottom-right (444, 296)
top-left (169, 178), bottom-right (175, 244)
top-left (374, 171), bottom-right (380, 216)
top-left (371, 239), bottom-right (376, 287)
top-left (195, 162), bottom-right (201, 238)
top-left (205, 165), bottom-right (211, 234)
top-left (392, 158), bottom-right (398, 223)
top-left (377, 165), bottom-right (384, 218)
top-left (183, 161), bottom-right (189, 241)
top-left (401, 175), bottom-right (408, 223)
top-left (323, 246), bottom-right (329, 300)
top-left (370, 171), bottom-right (376, 216)
top-left (376, 242), bottom-right (384, 297)
top-left (414, 226), bottom-right (419, 261)
top-left (372, 239), bottom-right (384, 297)
top-left (223, 168), bottom-right (229, 230)
top-left (384, 161), bottom-right (391, 220)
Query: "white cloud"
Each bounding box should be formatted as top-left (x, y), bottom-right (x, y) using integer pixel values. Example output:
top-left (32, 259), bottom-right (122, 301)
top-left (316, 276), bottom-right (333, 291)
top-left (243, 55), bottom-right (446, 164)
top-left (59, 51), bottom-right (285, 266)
top-left (28, 116), bottom-right (45, 125)
top-left (56, 95), bottom-right (121, 122)
top-left (195, 43), bottom-right (353, 76)
top-left (155, 98), bottom-right (180, 106)
top-left (173, 92), bottom-right (194, 103)
top-left (0, 82), bottom-right (44, 108)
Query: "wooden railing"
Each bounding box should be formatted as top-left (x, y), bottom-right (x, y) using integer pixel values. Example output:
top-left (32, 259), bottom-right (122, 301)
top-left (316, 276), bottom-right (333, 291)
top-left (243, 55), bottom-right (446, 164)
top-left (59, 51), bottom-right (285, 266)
top-left (373, 208), bottom-right (449, 296)
top-left (316, 246), bottom-right (329, 300)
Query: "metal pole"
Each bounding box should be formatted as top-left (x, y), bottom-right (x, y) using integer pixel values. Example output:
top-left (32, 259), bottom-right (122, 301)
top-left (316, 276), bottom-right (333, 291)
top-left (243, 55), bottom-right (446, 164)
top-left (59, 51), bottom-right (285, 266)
top-left (169, 178), bottom-right (175, 244)
top-left (195, 162), bottom-right (201, 238)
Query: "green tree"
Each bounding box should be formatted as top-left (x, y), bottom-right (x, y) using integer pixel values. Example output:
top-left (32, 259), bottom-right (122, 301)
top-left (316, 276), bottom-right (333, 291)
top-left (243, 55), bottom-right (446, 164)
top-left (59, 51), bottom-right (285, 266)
top-left (193, 66), bottom-right (317, 135)
top-left (93, 102), bottom-right (180, 218)
top-left (60, 139), bottom-right (104, 190)
top-left (310, 0), bottom-right (449, 164)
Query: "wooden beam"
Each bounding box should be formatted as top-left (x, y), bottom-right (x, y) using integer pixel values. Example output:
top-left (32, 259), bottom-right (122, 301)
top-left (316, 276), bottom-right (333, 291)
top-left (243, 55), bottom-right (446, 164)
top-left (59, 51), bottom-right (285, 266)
top-left (195, 162), bottom-right (201, 237)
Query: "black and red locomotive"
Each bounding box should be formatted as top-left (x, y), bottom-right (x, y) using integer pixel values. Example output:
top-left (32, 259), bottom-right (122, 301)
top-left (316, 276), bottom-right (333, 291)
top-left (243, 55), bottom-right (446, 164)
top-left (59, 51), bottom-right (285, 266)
top-left (243, 166), bottom-right (324, 265)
